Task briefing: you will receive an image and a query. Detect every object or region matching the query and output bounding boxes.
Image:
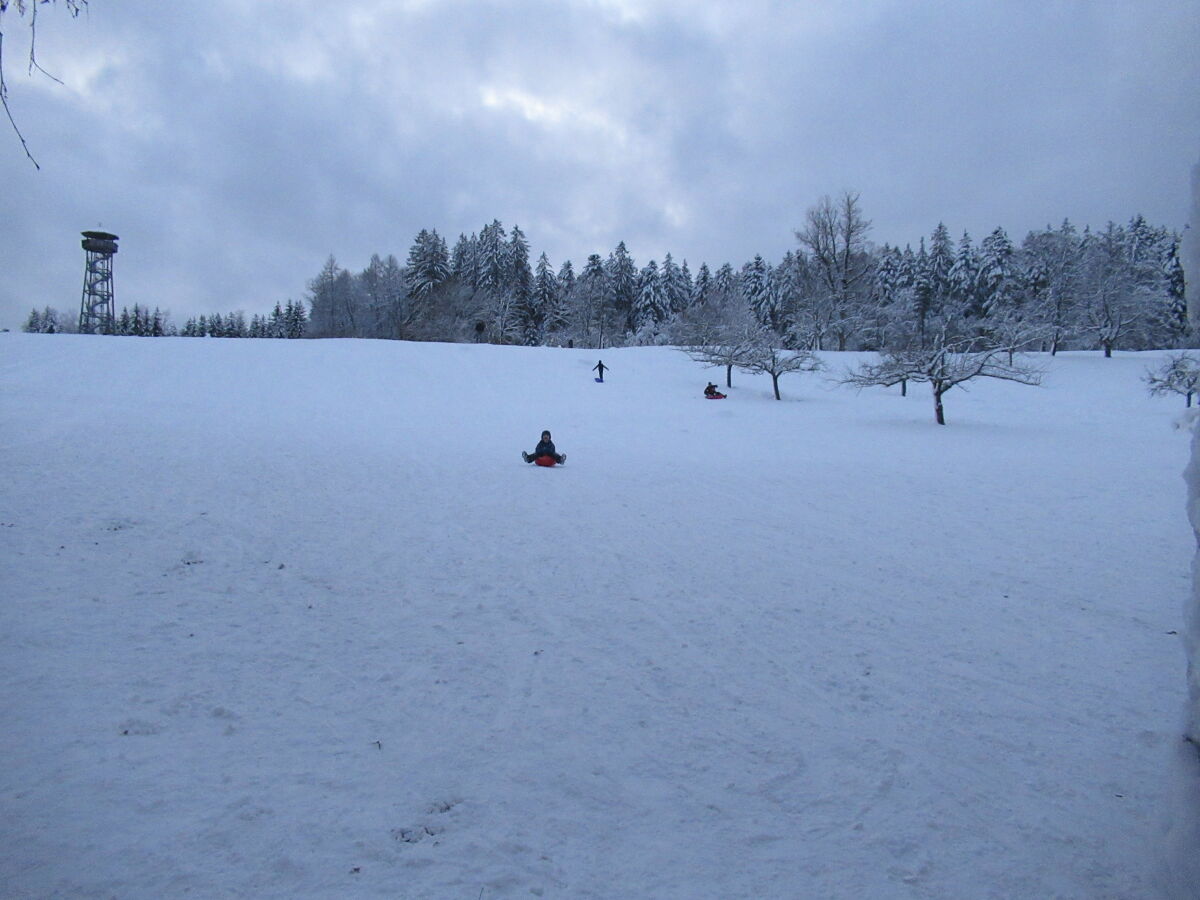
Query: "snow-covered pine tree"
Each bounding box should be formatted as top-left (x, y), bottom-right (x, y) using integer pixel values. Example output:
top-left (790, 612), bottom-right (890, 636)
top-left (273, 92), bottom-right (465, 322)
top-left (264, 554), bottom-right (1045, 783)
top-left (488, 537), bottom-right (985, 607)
top-left (740, 254), bottom-right (776, 333)
top-left (976, 227), bottom-right (1020, 321)
top-left (449, 233), bottom-right (477, 288)
top-left (1164, 236), bottom-right (1189, 346)
top-left (679, 260), bottom-right (694, 311)
top-left (557, 259), bottom-right (576, 300)
top-left (535, 253), bottom-right (569, 340)
top-left (285, 299), bottom-right (308, 338)
top-left (770, 252), bottom-right (803, 342)
top-left (661, 253), bottom-right (689, 317)
top-left (927, 224), bottom-right (955, 322)
top-left (406, 229), bottom-right (451, 303)
top-left (692, 262), bottom-right (713, 308)
top-left (22, 308), bottom-right (42, 332)
top-left (476, 220), bottom-right (509, 298)
top-left (632, 259), bottom-right (668, 341)
top-left (910, 238), bottom-right (933, 339)
top-left (605, 241), bottom-right (637, 335)
top-left (896, 245), bottom-right (918, 317)
top-left (509, 226), bottom-right (535, 345)
top-left (865, 245), bottom-right (906, 350)
top-left (947, 232), bottom-right (977, 322)
top-left (1127, 215), bottom-right (1186, 348)
top-left (712, 263), bottom-right (737, 307)
top-left (470, 220), bottom-right (515, 341)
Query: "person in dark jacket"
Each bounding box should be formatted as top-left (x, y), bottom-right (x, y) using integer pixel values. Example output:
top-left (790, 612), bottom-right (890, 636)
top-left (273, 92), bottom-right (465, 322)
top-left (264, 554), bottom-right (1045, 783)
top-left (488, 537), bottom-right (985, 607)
top-left (593, 360), bottom-right (608, 382)
top-left (522, 430), bottom-right (566, 465)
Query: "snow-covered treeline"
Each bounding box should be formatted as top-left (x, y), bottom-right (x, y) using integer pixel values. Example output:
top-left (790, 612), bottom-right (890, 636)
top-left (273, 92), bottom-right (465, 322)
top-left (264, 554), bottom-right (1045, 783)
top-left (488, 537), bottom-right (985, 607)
top-left (177, 300), bottom-right (308, 339)
top-left (20, 306), bottom-right (68, 334)
top-left (22, 198), bottom-right (1185, 352)
top-left (306, 199), bottom-right (1186, 353)
top-left (23, 300), bottom-right (309, 339)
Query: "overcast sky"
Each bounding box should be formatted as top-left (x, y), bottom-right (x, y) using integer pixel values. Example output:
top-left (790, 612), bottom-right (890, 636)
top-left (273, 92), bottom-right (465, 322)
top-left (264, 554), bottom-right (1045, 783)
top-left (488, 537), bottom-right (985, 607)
top-left (2, 0), bottom-right (1197, 329)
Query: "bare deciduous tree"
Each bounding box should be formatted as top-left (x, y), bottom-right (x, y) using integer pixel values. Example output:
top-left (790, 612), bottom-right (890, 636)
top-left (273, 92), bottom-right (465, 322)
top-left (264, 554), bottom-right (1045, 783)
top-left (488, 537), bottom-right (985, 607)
top-left (683, 328), bottom-right (758, 389)
top-left (795, 191), bottom-right (874, 351)
top-left (1146, 352), bottom-right (1200, 407)
top-left (738, 332), bottom-right (823, 400)
top-left (842, 327), bottom-right (1043, 424)
top-left (1, 0), bottom-right (88, 168)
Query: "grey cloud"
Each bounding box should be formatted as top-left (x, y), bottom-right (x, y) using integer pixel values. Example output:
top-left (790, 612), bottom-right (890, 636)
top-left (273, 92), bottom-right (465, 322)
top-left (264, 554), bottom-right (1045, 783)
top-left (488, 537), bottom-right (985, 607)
top-left (1, 0), bottom-right (1196, 328)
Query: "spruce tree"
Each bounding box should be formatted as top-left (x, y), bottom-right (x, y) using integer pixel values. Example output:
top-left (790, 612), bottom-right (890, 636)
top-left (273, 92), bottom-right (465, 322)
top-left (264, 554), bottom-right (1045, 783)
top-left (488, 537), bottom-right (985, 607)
top-left (661, 253), bottom-right (688, 316)
top-left (605, 241), bottom-right (637, 334)
top-left (976, 227), bottom-right (1019, 319)
top-left (449, 233), bottom-right (476, 287)
top-left (947, 232), bottom-right (977, 320)
top-left (285, 299), bottom-right (308, 338)
top-left (510, 226), bottom-right (535, 344)
top-left (927, 223), bottom-right (955, 317)
top-left (535, 253), bottom-right (568, 340)
top-left (633, 259), bottom-right (667, 339)
top-left (741, 254), bottom-right (774, 332)
top-left (692, 263), bottom-right (713, 307)
top-left (556, 259), bottom-right (576, 301)
top-left (406, 229), bottom-right (451, 302)
top-left (911, 238), bottom-right (933, 339)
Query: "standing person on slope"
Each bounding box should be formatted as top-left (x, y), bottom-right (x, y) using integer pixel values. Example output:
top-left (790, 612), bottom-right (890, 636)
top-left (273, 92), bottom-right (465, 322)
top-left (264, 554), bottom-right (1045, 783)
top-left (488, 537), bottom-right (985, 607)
top-left (593, 360), bottom-right (608, 382)
top-left (522, 430), bottom-right (566, 466)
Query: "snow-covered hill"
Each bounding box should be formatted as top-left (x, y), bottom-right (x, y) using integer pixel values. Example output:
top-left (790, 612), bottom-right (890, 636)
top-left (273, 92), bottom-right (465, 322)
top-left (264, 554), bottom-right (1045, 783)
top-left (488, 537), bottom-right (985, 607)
top-left (1, 333), bottom-right (1195, 898)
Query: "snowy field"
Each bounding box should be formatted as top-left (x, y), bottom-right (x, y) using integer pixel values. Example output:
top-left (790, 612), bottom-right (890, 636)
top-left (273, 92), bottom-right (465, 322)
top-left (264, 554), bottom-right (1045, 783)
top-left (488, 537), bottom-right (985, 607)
top-left (1, 333), bottom-right (1196, 899)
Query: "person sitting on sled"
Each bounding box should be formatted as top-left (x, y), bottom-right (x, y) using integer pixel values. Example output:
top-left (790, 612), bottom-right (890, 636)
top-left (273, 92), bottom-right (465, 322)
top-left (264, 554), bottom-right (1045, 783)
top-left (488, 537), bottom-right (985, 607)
top-left (522, 430), bottom-right (566, 465)
top-left (704, 382), bottom-right (719, 397)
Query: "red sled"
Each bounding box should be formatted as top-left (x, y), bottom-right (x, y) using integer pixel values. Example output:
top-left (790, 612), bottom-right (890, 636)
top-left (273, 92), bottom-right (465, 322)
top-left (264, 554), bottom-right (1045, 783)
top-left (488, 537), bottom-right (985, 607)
top-left (534, 455), bottom-right (558, 467)
top-left (705, 392), bottom-right (727, 400)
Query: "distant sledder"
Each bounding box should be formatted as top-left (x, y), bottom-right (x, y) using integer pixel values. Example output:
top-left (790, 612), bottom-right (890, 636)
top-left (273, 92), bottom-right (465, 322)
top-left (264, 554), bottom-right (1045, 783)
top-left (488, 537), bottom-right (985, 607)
top-left (522, 430), bottom-right (566, 467)
top-left (704, 382), bottom-right (727, 399)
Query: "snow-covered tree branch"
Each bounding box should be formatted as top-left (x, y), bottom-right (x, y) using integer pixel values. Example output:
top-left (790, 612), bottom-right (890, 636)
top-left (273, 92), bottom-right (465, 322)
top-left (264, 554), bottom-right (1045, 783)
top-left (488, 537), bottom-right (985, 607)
top-left (842, 328), bottom-right (1043, 424)
top-left (1145, 352), bottom-right (1200, 408)
top-left (737, 332), bottom-right (823, 400)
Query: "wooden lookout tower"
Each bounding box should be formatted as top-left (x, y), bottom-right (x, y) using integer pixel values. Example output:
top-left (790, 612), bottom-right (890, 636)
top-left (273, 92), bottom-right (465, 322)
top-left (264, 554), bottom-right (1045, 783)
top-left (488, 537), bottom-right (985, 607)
top-left (79, 230), bottom-right (119, 333)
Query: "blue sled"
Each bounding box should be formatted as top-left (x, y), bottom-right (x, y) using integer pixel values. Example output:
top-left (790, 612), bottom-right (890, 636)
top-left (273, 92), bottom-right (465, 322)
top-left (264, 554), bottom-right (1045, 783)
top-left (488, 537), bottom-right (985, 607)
top-left (594, 378), bottom-right (604, 383)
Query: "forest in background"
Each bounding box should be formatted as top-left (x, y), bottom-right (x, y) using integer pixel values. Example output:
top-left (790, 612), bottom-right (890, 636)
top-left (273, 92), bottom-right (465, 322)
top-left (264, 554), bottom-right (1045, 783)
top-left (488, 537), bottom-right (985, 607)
top-left (25, 193), bottom-right (1187, 356)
